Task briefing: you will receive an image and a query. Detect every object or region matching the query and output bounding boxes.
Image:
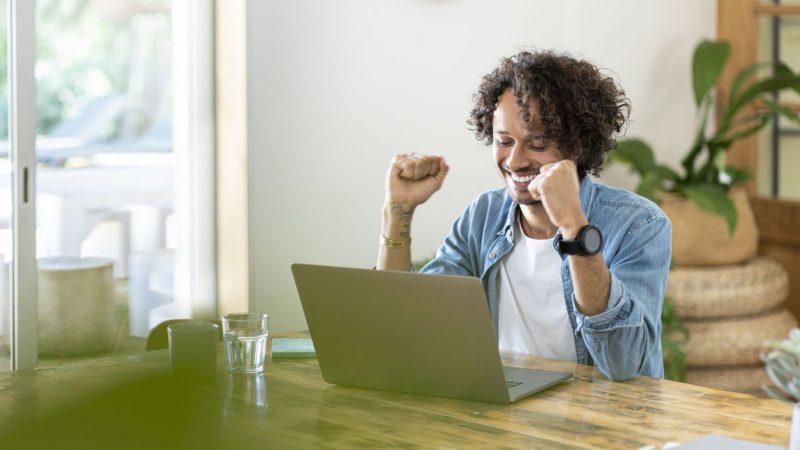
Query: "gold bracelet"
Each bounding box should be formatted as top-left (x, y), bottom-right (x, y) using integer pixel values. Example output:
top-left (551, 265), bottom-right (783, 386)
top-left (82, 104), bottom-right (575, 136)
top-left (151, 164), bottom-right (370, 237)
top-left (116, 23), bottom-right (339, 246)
top-left (380, 235), bottom-right (410, 249)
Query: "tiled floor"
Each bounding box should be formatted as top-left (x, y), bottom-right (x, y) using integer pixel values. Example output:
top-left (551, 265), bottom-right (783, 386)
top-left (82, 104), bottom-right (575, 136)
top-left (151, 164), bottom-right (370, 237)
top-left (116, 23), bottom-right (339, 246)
top-left (0, 279), bottom-right (145, 372)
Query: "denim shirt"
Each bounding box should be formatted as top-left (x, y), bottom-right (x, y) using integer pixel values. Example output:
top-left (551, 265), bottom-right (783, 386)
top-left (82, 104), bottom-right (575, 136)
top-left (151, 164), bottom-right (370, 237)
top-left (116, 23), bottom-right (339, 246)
top-left (420, 176), bottom-right (672, 381)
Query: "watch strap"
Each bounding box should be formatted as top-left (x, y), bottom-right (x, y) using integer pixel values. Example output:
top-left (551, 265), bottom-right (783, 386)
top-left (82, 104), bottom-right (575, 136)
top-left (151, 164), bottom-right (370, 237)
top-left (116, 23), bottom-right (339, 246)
top-left (555, 233), bottom-right (583, 256)
top-left (553, 224), bottom-right (602, 257)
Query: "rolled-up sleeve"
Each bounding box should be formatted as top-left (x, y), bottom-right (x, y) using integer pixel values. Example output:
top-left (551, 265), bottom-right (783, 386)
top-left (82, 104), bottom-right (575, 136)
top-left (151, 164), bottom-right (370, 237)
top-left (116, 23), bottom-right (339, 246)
top-left (572, 215), bottom-right (672, 381)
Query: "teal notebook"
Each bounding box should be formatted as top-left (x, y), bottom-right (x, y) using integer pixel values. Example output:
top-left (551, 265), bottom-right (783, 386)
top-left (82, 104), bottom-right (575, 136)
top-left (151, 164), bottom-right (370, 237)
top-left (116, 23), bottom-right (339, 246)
top-left (271, 338), bottom-right (316, 359)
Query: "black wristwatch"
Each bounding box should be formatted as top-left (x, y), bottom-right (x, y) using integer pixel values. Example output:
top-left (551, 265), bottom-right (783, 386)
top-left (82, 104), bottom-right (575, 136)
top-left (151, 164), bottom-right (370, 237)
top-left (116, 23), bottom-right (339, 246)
top-left (553, 224), bottom-right (603, 257)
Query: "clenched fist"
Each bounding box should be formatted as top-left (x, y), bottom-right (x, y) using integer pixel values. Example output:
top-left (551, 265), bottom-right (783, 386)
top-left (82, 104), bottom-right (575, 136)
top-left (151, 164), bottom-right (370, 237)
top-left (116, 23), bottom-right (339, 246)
top-left (526, 159), bottom-right (587, 238)
top-left (384, 153), bottom-right (449, 209)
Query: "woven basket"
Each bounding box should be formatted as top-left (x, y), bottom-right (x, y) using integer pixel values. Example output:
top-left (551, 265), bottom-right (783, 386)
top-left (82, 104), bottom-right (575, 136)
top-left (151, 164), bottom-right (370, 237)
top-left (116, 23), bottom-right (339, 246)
top-left (685, 307), bottom-right (797, 367)
top-left (660, 188), bottom-right (758, 266)
top-left (666, 257), bottom-right (788, 320)
top-left (686, 364), bottom-right (769, 394)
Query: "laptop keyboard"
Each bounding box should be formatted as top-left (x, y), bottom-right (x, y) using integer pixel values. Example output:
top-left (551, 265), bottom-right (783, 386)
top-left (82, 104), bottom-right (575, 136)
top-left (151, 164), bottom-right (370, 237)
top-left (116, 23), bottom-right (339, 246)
top-left (505, 380), bottom-right (523, 389)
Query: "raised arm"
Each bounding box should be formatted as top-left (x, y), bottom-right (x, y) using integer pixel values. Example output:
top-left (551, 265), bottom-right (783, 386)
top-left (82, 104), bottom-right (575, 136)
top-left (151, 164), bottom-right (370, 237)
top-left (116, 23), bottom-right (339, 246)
top-left (377, 154), bottom-right (448, 271)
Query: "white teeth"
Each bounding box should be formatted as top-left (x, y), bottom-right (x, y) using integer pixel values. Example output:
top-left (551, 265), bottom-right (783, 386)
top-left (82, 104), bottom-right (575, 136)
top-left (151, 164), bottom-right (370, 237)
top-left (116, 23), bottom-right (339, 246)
top-left (510, 174), bottom-right (534, 183)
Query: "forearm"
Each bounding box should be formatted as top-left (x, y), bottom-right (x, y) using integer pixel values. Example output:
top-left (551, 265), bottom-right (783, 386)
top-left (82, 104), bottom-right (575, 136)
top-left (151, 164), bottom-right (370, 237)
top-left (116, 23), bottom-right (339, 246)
top-left (376, 203), bottom-right (414, 271)
top-left (569, 215), bottom-right (672, 381)
top-left (567, 254), bottom-right (611, 316)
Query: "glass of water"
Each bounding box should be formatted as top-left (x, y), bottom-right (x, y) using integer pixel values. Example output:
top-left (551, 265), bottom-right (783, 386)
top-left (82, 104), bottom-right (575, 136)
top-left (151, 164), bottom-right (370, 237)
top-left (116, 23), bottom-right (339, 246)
top-left (222, 312), bottom-right (269, 373)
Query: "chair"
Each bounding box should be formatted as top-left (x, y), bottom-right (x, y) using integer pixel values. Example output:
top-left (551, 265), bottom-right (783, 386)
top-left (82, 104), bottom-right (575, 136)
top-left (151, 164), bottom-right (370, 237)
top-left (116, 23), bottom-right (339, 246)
top-left (145, 319), bottom-right (223, 351)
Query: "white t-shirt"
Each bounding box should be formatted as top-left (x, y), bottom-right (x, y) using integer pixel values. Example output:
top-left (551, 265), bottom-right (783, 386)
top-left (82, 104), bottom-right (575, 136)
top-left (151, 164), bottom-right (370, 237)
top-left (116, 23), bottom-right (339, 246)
top-left (497, 216), bottom-right (577, 362)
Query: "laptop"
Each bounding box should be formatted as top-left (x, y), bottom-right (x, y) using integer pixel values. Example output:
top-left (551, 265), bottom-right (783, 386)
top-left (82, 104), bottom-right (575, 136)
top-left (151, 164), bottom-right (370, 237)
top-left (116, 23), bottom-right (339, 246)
top-left (290, 263), bottom-right (573, 403)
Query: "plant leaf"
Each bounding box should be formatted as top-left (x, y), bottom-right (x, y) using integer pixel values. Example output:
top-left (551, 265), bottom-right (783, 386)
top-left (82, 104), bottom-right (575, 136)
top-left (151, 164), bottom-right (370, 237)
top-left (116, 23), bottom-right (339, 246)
top-left (714, 114), bottom-right (770, 143)
top-left (636, 172), bottom-right (662, 202)
top-left (696, 140), bottom-right (728, 184)
top-left (776, 61), bottom-right (800, 97)
top-left (693, 40), bottom-right (731, 106)
top-left (762, 98), bottom-right (800, 122)
top-left (610, 139), bottom-right (657, 175)
top-left (682, 95), bottom-right (712, 182)
top-left (725, 166), bottom-right (751, 185)
top-left (712, 147), bottom-right (727, 172)
top-left (723, 75), bottom-right (800, 127)
top-left (683, 184), bottom-right (738, 234)
top-left (728, 62), bottom-right (771, 106)
top-left (661, 295), bottom-right (688, 382)
top-left (655, 165), bottom-right (680, 182)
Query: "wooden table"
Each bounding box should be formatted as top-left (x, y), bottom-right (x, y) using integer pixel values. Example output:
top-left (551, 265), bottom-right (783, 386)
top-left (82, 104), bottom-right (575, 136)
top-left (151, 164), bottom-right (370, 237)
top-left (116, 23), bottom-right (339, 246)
top-left (0, 345), bottom-right (791, 449)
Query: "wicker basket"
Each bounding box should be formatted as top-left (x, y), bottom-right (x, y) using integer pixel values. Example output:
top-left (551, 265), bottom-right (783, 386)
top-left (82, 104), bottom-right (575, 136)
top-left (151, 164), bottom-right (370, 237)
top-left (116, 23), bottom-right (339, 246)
top-left (661, 188), bottom-right (758, 266)
top-left (666, 257), bottom-right (788, 320)
top-left (685, 307), bottom-right (797, 367)
top-left (686, 364), bottom-right (769, 394)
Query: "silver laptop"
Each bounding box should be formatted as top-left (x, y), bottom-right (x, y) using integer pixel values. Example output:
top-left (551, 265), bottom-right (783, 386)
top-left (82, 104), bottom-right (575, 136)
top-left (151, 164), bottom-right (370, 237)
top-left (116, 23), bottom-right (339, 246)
top-left (291, 263), bottom-right (573, 403)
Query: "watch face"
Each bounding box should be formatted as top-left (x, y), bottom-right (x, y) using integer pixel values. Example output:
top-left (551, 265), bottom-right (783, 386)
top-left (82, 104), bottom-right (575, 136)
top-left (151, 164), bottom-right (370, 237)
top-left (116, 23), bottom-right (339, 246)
top-left (583, 227), bottom-right (602, 253)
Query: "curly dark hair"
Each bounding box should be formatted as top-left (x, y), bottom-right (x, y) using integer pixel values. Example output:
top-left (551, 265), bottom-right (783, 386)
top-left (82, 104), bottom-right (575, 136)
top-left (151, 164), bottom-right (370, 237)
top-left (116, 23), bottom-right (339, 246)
top-left (468, 50), bottom-right (630, 176)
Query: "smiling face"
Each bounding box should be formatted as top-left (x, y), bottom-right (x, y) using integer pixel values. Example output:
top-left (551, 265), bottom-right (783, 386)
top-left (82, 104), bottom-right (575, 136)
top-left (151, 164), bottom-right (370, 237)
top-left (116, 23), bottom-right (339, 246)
top-left (492, 90), bottom-right (564, 205)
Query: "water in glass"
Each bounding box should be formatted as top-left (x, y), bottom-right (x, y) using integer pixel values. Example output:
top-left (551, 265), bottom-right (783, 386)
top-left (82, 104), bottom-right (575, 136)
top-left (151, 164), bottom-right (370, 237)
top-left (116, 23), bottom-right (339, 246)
top-left (224, 330), bottom-right (268, 373)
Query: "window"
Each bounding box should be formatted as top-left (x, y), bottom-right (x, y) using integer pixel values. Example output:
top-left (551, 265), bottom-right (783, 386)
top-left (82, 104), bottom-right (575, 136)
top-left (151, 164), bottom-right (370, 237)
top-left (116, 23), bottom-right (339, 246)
top-left (0, 0), bottom-right (215, 370)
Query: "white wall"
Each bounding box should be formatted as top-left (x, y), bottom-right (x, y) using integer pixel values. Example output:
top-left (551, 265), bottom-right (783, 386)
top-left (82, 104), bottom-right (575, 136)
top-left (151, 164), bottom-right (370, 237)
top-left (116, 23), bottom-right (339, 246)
top-left (247, 0), bottom-right (716, 332)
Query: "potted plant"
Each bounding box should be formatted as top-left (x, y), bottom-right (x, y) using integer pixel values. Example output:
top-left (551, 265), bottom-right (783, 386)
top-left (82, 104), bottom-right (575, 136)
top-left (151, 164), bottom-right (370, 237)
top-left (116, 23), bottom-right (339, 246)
top-left (662, 294), bottom-right (689, 382)
top-left (763, 328), bottom-right (800, 447)
top-left (763, 328), bottom-right (800, 403)
top-left (611, 39), bottom-right (800, 266)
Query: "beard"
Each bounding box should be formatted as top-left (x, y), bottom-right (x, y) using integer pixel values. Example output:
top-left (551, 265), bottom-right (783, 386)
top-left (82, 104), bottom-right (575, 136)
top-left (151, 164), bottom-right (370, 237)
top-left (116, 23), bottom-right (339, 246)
top-left (505, 182), bottom-right (541, 206)
top-left (516, 197), bottom-right (542, 206)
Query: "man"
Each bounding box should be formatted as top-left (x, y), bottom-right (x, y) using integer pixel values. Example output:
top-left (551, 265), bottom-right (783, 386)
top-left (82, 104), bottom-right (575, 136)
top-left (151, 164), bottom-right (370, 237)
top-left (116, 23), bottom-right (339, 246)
top-left (376, 50), bottom-right (672, 381)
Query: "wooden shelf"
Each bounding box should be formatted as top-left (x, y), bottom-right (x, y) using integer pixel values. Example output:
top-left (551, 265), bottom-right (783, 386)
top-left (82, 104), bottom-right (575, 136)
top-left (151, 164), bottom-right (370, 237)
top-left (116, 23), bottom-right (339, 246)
top-left (754, 5), bottom-right (800, 16)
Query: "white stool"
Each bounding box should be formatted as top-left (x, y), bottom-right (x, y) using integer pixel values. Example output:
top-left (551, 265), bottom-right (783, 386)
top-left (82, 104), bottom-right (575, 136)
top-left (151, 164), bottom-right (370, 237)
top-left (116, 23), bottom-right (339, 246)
top-left (128, 250), bottom-right (173, 337)
top-left (80, 209), bottom-right (131, 279)
top-left (38, 256), bottom-right (115, 356)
